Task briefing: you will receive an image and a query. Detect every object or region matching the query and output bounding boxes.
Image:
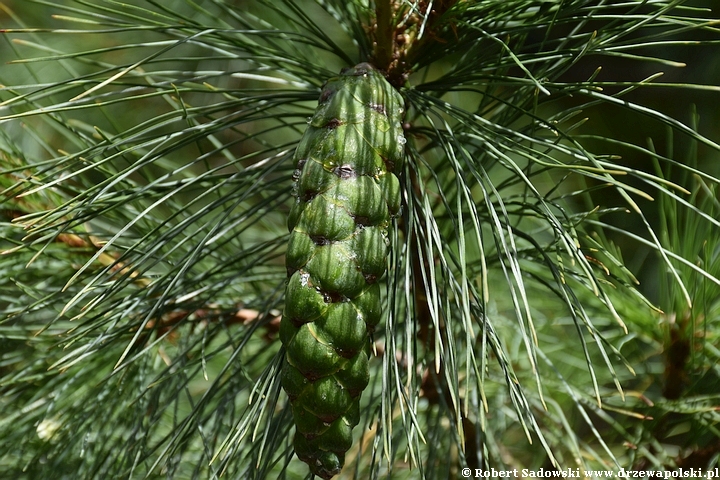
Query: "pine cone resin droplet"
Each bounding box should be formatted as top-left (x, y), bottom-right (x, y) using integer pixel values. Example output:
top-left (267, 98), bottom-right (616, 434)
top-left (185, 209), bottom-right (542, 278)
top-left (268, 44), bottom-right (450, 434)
top-left (280, 63), bottom-right (404, 479)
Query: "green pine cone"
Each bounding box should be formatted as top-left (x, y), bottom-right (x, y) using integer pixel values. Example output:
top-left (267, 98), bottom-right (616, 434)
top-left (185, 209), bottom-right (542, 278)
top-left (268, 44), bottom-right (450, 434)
top-left (280, 63), bottom-right (404, 479)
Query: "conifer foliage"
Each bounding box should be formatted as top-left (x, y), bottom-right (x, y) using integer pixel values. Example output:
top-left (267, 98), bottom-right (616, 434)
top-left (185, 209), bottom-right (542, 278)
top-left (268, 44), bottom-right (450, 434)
top-left (1, 1), bottom-right (719, 479)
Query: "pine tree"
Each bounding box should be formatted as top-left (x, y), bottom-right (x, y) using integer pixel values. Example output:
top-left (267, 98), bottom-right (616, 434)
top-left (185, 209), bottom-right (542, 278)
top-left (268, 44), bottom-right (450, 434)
top-left (1, 1), bottom-right (719, 479)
